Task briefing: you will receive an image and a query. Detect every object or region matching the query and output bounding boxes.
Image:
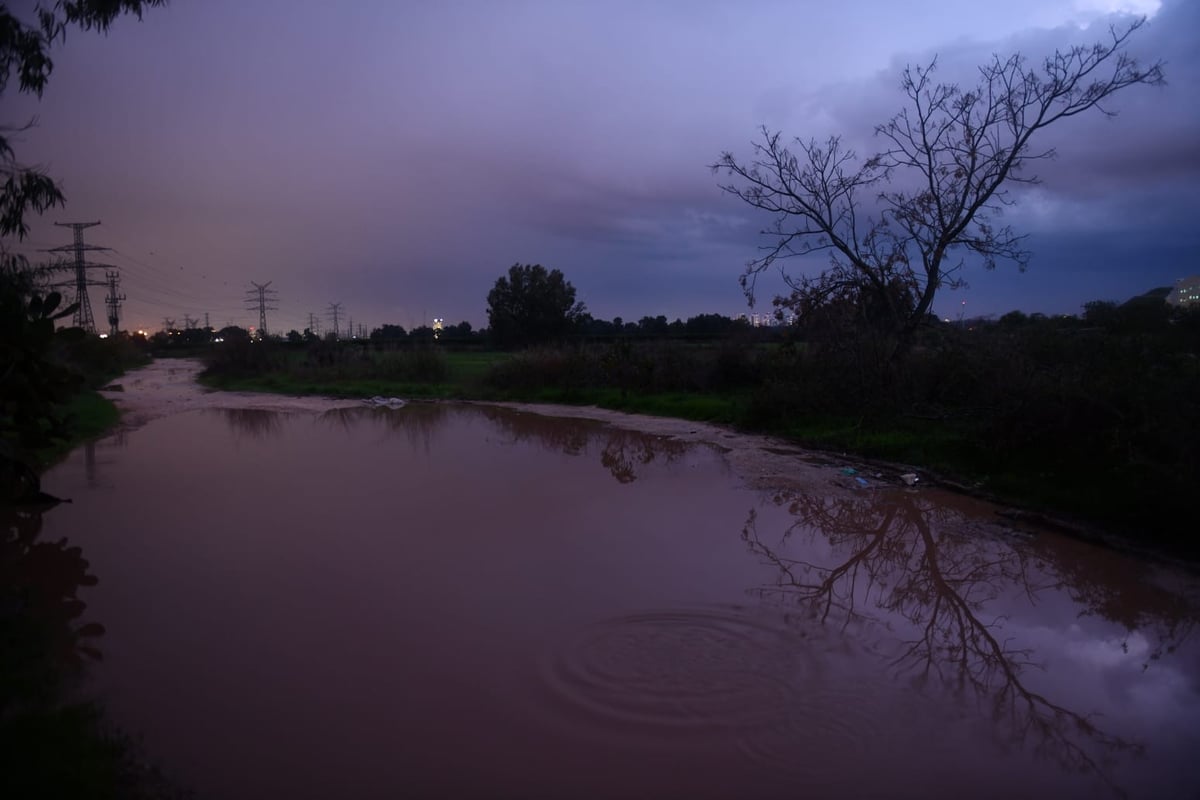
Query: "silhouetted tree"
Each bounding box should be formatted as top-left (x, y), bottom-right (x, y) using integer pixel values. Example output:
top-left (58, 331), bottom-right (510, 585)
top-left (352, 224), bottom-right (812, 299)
top-left (0, 269), bottom-right (79, 457)
top-left (638, 315), bottom-right (669, 337)
top-left (1, 1), bottom-right (167, 246)
top-left (714, 20), bottom-right (1163, 357)
top-left (440, 320), bottom-right (474, 341)
top-left (215, 325), bottom-right (250, 344)
top-left (683, 313), bottom-right (746, 338)
top-left (369, 324), bottom-right (407, 341)
top-left (408, 325), bottom-right (435, 343)
top-left (486, 263), bottom-right (586, 348)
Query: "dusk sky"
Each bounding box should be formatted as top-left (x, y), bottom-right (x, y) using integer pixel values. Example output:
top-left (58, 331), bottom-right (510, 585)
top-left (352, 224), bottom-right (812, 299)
top-left (7, 0), bottom-right (1197, 334)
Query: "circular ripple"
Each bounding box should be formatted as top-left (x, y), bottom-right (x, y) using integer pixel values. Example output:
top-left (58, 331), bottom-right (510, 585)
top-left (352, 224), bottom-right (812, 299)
top-left (539, 606), bottom-right (814, 732)
top-left (734, 660), bottom-right (954, 788)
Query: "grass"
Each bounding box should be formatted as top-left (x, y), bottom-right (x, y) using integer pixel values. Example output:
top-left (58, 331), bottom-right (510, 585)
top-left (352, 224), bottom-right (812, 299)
top-left (26, 391), bottom-right (121, 469)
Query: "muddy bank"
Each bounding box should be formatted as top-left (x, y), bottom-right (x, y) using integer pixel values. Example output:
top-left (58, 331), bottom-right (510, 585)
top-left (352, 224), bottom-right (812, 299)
top-left (102, 360), bottom-right (930, 497)
top-left (99, 359), bottom-right (362, 431)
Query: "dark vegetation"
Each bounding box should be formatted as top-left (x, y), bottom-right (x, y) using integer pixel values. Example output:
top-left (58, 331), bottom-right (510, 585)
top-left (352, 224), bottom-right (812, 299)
top-left (1, 266), bottom-right (149, 474)
top-left (486, 263), bottom-right (586, 348)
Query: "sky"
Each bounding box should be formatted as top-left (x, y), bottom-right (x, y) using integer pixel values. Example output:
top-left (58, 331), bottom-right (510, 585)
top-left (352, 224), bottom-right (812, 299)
top-left (5, 0), bottom-right (1198, 334)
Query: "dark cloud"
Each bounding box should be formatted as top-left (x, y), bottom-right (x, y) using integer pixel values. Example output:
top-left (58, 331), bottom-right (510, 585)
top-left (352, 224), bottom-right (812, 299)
top-left (5, 0), bottom-right (1193, 329)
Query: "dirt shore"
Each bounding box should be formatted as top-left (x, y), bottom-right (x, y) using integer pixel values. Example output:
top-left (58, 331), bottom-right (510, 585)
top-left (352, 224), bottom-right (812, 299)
top-left (100, 358), bottom-right (917, 500)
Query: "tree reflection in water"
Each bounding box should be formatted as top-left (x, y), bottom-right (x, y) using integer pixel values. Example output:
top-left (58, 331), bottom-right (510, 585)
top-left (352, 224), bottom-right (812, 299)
top-left (216, 408), bottom-right (285, 440)
top-left (1, 505), bottom-right (186, 797)
top-left (317, 404), bottom-right (453, 454)
top-left (739, 490), bottom-right (1187, 794)
top-left (311, 403), bottom-right (698, 484)
top-left (1, 503), bottom-right (104, 712)
top-left (477, 406), bottom-right (692, 484)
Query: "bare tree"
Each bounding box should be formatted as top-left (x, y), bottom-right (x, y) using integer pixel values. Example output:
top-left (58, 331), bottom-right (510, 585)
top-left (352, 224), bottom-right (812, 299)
top-left (714, 19), bottom-right (1164, 355)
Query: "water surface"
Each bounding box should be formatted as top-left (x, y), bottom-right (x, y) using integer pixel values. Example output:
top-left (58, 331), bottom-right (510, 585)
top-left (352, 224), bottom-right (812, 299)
top-left (37, 404), bottom-right (1200, 799)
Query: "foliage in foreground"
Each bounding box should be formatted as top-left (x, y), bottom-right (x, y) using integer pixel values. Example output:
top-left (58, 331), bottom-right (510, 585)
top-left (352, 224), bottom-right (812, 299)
top-left (1, 267), bottom-right (148, 474)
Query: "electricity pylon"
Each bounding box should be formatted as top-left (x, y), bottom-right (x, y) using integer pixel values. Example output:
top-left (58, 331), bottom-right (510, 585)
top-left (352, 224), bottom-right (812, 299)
top-left (104, 270), bottom-right (126, 336)
top-left (245, 281), bottom-right (278, 336)
top-left (46, 221), bottom-right (112, 333)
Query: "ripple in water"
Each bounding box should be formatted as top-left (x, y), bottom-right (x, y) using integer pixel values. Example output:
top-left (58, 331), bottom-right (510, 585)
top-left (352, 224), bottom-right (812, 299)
top-left (541, 606), bottom-right (955, 790)
top-left (734, 654), bottom-right (956, 790)
top-left (539, 606), bottom-right (814, 733)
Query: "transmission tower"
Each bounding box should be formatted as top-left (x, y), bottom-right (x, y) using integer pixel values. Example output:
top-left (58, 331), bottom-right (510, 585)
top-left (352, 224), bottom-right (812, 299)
top-left (245, 281), bottom-right (278, 336)
top-left (104, 270), bottom-right (126, 336)
top-left (327, 302), bottom-right (342, 340)
top-left (46, 221), bottom-right (112, 333)
top-left (307, 311), bottom-right (321, 337)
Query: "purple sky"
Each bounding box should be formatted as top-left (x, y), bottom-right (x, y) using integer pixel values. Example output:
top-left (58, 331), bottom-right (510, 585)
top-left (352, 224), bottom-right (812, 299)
top-left (7, 0), bottom-right (1197, 333)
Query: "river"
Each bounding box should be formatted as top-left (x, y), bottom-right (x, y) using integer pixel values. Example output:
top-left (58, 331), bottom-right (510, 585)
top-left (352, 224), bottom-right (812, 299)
top-left (23, 360), bottom-right (1200, 798)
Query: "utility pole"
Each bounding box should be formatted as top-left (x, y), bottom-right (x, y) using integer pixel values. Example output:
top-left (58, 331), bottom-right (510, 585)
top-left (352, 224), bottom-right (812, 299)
top-left (245, 281), bottom-right (278, 336)
top-left (307, 311), bottom-right (320, 336)
top-left (347, 315), bottom-right (354, 339)
top-left (103, 270), bottom-right (125, 337)
top-left (204, 312), bottom-right (210, 330)
top-left (327, 302), bottom-right (342, 340)
top-left (46, 221), bottom-right (112, 333)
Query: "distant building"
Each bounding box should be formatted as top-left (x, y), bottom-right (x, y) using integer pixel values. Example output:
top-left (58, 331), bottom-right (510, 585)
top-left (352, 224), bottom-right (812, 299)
top-left (1167, 276), bottom-right (1200, 307)
top-left (736, 311), bottom-right (790, 328)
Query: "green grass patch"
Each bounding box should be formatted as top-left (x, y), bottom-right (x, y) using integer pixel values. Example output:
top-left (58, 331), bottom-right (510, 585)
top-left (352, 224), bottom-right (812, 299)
top-left (199, 372), bottom-right (464, 400)
top-left (30, 391), bottom-right (121, 467)
top-left (445, 351), bottom-right (508, 384)
top-left (592, 390), bottom-right (742, 423)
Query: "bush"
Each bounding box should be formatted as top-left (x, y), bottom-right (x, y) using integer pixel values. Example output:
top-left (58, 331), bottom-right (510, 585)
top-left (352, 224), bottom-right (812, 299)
top-left (202, 338), bottom-right (288, 379)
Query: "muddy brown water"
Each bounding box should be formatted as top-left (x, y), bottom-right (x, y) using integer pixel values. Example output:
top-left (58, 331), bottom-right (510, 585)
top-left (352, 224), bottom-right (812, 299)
top-left (34, 366), bottom-right (1200, 799)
